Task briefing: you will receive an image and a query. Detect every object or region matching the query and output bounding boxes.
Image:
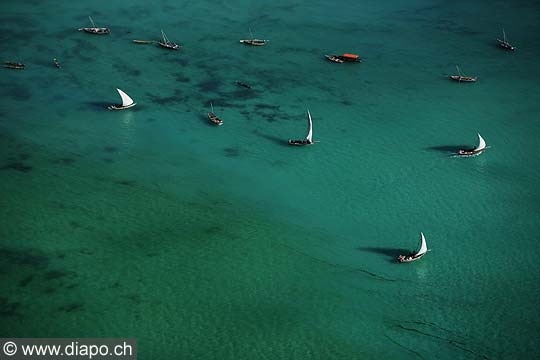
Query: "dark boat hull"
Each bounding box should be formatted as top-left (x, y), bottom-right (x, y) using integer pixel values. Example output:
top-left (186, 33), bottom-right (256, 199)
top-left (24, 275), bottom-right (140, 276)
top-left (397, 253), bottom-right (425, 263)
top-left (4, 62), bottom-right (25, 70)
top-left (288, 140), bottom-right (313, 146)
top-left (457, 149), bottom-right (484, 156)
top-left (240, 39), bottom-right (267, 46)
top-left (108, 103), bottom-right (137, 111)
top-left (498, 41), bottom-right (515, 51)
top-left (236, 81), bottom-right (252, 89)
top-left (325, 54), bottom-right (361, 63)
top-left (324, 55), bottom-right (344, 63)
top-left (208, 112), bottom-right (223, 126)
top-left (79, 28), bottom-right (110, 35)
top-left (159, 42), bottom-right (180, 50)
top-left (449, 75), bottom-right (477, 82)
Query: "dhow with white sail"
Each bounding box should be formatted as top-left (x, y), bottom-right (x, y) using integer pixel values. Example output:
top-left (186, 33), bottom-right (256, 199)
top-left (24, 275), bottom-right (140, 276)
top-left (458, 133), bottom-right (487, 156)
top-left (288, 110), bottom-right (314, 146)
top-left (108, 88), bottom-right (136, 110)
top-left (398, 232), bottom-right (428, 263)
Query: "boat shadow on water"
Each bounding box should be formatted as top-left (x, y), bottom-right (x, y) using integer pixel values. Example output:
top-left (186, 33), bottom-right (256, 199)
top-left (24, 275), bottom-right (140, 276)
top-left (252, 130), bottom-right (290, 147)
top-left (358, 246), bottom-right (409, 263)
top-left (84, 101), bottom-right (112, 111)
top-left (426, 145), bottom-right (470, 154)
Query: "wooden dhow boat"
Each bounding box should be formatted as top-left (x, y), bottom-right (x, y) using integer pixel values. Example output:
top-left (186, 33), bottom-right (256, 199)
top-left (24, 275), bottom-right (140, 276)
top-left (78, 16), bottom-right (110, 35)
top-left (133, 40), bottom-right (155, 44)
top-left (458, 133), bottom-right (487, 156)
top-left (288, 110), bottom-right (314, 146)
top-left (158, 30), bottom-right (180, 50)
top-left (398, 232), bottom-right (428, 263)
top-left (208, 102), bottom-right (223, 126)
top-left (108, 88), bottom-right (136, 110)
top-left (325, 53), bottom-right (361, 63)
top-left (236, 81), bottom-right (252, 89)
top-left (4, 61), bottom-right (25, 69)
top-left (240, 28), bottom-right (268, 46)
top-left (324, 55), bottom-right (344, 63)
top-left (240, 39), bottom-right (267, 46)
top-left (497, 29), bottom-right (515, 51)
top-left (449, 65), bottom-right (477, 82)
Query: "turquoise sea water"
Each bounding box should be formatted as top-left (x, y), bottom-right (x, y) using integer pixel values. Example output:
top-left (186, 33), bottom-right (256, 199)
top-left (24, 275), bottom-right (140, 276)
top-left (1, 0), bottom-right (539, 358)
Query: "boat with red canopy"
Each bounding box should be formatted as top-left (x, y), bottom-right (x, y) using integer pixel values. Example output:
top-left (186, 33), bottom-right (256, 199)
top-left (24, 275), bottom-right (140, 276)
top-left (324, 53), bottom-right (362, 63)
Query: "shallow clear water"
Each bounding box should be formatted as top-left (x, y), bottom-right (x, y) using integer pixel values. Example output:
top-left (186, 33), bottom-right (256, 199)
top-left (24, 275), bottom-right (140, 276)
top-left (1, 0), bottom-right (539, 358)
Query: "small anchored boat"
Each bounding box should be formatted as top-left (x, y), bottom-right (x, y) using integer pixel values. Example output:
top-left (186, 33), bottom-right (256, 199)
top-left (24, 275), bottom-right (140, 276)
top-left (108, 88), bottom-right (136, 110)
top-left (78, 16), bottom-right (110, 35)
top-left (133, 40), bottom-right (155, 44)
top-left (458, 133), bottom-right (487, 156)
top-left (449, 65), bottom-right (477, 82)
top-left (324, 55), bottom-right (344, 63)
top-left (158, 30), bottom-right (180, 50)
top-left (53, 58), bottom-right (60, 69)
top-left (240, 39), bottom-right (267, 46)
top-left (288, 110), bottom-right (314, 146)
top-left (398, 232), bottom-right (428, 263)
top-left (236, 81), bottom-right (252, 89)
top-left (4, 61), bottom-right (25, 70)
top-left (325, 53), bottom-right (361, 63)
top-left (497, 29), bottom-right (515, 51)
top-left (240, 28), bottom-right (268, 46)
top-left (208, 102), bottom-right (223, 126)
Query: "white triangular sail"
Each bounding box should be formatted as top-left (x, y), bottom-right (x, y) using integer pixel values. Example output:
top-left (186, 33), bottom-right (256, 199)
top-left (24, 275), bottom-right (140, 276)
top-left (116, 88), bottom-right (134, 107)
top-left (306, 110), bottom-right (313, 143)
top-left (416, 232), bottom-right (428, 256)
top-left (475, 133), bottom-right (487, 151)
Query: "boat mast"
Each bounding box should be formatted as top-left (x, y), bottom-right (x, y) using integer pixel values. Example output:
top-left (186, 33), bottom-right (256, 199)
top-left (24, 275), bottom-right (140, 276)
top-left (249, 27), bottom-right (254, 39)
top-left (89, 16), bottom-right (96, 28)
top-left (161, 29), bottom-right (168, 44)
top-left (456, 65), bottom-right (462, 77)
top-left (210, 102), bottom-right (214, 113)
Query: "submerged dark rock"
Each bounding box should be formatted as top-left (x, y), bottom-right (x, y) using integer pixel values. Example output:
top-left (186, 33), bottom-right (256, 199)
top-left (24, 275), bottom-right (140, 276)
top-left (51, 158), bottom-right (75, 165)
top-left (43, 270), bottom-right (75, 281)
top-left (103, 146), bottom-right (118, 153)
top-left (0, 247), bottom-right (49, 269)
top-left (0, 297), bottom-right (21, 317)
top-left (19, 275), bottom-right (34, 287)
top-left (1, 162), bottom-right (32, 173)
top-left (223, 147), bottom-right (240, 157)
top-left (58, 303), bottom-right (84, 313)
top-left (115, 180), bottom-right (136, 187)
